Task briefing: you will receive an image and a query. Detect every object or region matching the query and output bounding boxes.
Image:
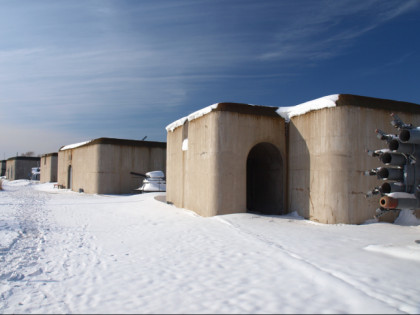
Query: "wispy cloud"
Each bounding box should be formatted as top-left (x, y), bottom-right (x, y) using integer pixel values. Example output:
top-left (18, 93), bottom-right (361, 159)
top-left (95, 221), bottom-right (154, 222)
top-left (259, 0), bottom-right (419, 61)
top-left (0, 46), bottom-right (188, 119)
top-left (0, 1), bottom-right (268, 134)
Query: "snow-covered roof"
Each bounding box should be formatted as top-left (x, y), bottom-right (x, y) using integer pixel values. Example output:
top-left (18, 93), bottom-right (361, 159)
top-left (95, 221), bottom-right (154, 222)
top-left (166, 116), bottom-right (188, 133)
top-left (166, 96), bottom-right (341, 132)
top-left (166, 103), bottom-right (219, 132)
top-left (166, 94), bottom-right (420, 133)
top-left (60, 140), bottom-right (92, 151)
top-left (60, 138), bottom-right (166, 151)
top-left (276, 94), bottom-right (339, 122)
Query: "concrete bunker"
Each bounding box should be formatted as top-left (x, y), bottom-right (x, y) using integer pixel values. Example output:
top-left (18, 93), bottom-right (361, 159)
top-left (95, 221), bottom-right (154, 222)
top-left (166, 102), bottom-right (287, 217)
top-left (246, 142), bottom-right (283, 215)
top-left (166, 94), bottom-right (420, 224)
top-left (57, 137), bottom-right (166, 194)
top-left (5, 156), bottom-right (41, 180)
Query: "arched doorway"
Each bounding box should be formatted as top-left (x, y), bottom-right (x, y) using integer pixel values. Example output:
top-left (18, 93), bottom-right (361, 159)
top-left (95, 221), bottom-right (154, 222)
top-left (67, 165), bottom-right (72, 189)
top-left (247, 142), bottom-right (283, 215)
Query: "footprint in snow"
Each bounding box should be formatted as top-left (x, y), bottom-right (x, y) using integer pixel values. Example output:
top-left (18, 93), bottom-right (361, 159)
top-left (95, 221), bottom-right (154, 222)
top-left (8, 272), bottom-right (25, 281)
top-left (28, 268), bottom-right (43, 277)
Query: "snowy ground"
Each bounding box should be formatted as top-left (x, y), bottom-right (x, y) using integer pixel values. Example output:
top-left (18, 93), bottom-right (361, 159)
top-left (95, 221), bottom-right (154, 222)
top-left (1, 180), bottom-right (420, 314)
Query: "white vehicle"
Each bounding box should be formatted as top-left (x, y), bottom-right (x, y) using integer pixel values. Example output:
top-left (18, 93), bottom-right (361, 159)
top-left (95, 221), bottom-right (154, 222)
top-left (132, 170), bottom-right (166, 193)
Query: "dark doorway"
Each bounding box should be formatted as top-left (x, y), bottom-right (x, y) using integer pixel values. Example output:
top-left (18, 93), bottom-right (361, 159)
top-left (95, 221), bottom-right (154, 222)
top-left (67, 165), bottom-right (72, 189)
top-left (247, 143), bottom-right (283, 215)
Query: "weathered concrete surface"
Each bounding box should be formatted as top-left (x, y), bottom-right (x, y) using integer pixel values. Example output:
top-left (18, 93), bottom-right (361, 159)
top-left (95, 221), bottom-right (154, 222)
top-left (288, 105), bottom-right (420, 224)
top-left (166, 113), bottom-right (219, 216)
top-left (57, 144), bottom-right (99, 192)
top-left (40, 153), bottom-right (58, 183)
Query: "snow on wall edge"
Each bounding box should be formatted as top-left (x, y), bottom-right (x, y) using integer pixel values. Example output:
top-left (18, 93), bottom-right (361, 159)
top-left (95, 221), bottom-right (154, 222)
top-left (60, 140), bottom-right (93, 151)
top-left (166, 103), bottom-right (219, 132)
top-left (276, 94), bottom-right (339, 122)
top-left (165, 95), bottom-right (340, 132)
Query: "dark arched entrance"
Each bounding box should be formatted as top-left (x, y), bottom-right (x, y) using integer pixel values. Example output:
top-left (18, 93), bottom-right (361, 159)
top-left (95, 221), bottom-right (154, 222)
top-left (67, 165), bottom-right (72, 189)
top-left (247, 142), bottom-right (283, 215)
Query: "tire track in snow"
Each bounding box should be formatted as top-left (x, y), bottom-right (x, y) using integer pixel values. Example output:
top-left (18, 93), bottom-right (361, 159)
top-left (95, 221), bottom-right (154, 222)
top-left (215, 216), bottom-right (415, 314)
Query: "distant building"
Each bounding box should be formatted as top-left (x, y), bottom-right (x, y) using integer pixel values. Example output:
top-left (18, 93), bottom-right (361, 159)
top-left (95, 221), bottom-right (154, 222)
top-left (57, 137), bottom-right (166, 194)
top-left (40, 152), bottom-right (58, 183)
top-left (6, 156), bottom-right (41, 180)
top-left (166, 94), bottom-right (420, 224)
top-left (0, 160), bottom-right (6, 176)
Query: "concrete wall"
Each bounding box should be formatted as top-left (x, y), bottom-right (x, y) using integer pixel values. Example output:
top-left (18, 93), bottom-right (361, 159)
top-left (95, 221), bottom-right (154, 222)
top-left (214, 110), bottom-right (286, 216)
top-left (57, 144), bottom-right (99, 191)
top-left (166, 113), bottom-right (219, 216)
top-left (6, 157), bottom-right (40, 180)
top-left (57, 139), bottom-right (166, 194)
top-left (166, 105), bottom-right (286, 217)
top-left (40, 153), bottom-right (58, 183)
top-left (95, 143), bottom-right (166, 194)
top-left (5, 160), bottom-right (14, 180)
top-left (288, 105), bottom-right (420, 224)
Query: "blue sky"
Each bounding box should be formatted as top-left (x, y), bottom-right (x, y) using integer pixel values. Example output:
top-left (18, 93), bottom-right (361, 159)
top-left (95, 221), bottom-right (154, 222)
top-left (1, 0), bottom-right (420, 158)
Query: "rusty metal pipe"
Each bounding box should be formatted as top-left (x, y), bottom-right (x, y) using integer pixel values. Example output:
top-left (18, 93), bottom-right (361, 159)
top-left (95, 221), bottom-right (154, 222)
top-left (379, 195), bottom-right (420, 210)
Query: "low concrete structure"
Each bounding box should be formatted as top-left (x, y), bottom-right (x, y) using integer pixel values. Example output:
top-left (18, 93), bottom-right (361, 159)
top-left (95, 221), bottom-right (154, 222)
top-left (166, 103), bottom-right (287, 217)
top-left (285, 94), bottom-right (420, 224)
top-left (166, 94), bottom-right (420, 224)
top-left (40, 153), bottom-right (58, 183)
top-left (6, 156), bottom-right (41, 180)
top-left (57, 137), bottom-right (166, 194)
